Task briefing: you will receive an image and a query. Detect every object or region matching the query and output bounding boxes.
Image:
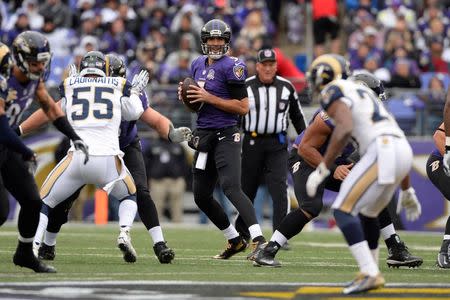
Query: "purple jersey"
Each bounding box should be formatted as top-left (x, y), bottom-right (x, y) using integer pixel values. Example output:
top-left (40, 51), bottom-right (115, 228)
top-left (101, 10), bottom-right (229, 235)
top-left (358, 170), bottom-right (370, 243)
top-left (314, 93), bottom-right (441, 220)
top-left (5, 76), bottom-right (40, 126)
top-left (294, 109), bottom-right (355, 165)
top-left (119, 91), bottom-right (149, 149)
top-left (191, 55), bottom-right (247, 129)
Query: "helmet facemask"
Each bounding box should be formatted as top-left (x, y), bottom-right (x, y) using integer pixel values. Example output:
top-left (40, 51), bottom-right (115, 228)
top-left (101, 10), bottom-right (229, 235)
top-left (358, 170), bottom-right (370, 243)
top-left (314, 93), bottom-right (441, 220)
top-left (200, 19), bottom-right (231, 60)
top-left (20, 52), bottom-right (52, 80)
top-left (12, 31), bottom-right (52, 81)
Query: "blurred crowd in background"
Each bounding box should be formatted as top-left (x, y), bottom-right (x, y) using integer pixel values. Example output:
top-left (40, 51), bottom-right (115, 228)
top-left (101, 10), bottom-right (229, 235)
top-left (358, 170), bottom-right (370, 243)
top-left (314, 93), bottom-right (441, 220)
top-left (1, 0), bottom-right (450, 136)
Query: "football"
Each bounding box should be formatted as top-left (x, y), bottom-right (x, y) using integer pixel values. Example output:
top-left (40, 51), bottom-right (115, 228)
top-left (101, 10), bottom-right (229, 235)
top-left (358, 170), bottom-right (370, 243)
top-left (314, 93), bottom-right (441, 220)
top-left (180, 77), bottom-right (203, 112)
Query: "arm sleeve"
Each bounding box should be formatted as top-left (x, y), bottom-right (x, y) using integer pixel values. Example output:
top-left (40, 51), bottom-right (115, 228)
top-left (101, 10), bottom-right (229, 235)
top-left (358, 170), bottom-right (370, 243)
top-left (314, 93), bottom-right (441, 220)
top-left (288, 87), bottom-right (306, 134)
top-left (0, 114), bottom-right (34, 159)
top-left (121, 93), bottom-right (145, 121)
top-left (225, 59), bottom-right (248, 100)
top-left (227, 81), bottom-right (248, 100)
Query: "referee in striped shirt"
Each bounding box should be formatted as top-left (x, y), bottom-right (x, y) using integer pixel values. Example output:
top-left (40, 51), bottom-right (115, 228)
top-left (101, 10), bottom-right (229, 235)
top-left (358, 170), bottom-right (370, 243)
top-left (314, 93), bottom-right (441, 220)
top-left (235, 48), bottom-right (307, 241)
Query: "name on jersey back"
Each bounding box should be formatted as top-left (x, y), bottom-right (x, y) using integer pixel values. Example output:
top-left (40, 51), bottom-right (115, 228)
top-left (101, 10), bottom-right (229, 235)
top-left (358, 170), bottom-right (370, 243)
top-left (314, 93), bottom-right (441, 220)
top-left (68, 77), bottom-right (121, 86)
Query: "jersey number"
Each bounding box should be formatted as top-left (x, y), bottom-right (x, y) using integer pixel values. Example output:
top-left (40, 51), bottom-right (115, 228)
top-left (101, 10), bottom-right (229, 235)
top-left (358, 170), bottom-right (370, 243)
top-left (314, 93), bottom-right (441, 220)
top-left (356, 88), bottom-right (387, 123)
top-left (72, 87), bottom-right (113, 121)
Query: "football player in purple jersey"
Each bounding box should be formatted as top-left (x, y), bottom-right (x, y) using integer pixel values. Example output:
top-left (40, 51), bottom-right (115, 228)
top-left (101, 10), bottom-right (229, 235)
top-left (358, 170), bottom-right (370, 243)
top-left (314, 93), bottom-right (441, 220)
top-left (0, 42), bottom-right (56, 273)
top-left (0, 31), bottom-right (90, 273)
top-left (179, 19), bottom-right (266, 260)
top-left (17, 54), bottom-right (191, 264)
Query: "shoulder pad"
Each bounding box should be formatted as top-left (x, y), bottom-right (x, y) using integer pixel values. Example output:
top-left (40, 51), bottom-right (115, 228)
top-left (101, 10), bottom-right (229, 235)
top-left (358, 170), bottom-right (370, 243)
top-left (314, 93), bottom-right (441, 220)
top-left (320, 83), bottom-right (345, 110)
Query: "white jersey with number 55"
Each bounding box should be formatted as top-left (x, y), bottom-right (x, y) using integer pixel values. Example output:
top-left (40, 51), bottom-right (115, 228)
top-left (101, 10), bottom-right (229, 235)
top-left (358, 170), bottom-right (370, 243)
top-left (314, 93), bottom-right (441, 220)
top-left (59, 76), bottom-right (143, 155)
top-left (320, 79), bottom-right (405, 154)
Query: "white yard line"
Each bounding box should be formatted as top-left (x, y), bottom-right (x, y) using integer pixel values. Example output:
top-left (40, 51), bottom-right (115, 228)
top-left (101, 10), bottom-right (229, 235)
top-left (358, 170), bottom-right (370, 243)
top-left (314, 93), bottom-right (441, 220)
top-left (0, 280), bottom-right (450, 287)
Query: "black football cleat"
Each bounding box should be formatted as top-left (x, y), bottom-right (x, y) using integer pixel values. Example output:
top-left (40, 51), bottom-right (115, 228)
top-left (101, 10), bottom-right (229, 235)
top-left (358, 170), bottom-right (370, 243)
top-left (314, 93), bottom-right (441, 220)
top-left (437, 240), bottom-right (450, 268)
top-left (38, 243), bottom-right (56, 261)
top-left (13, 242), bottom-right (56, 273)
top-left (386, 241), bottom-right (423, 268)
top-left (153, 241), bottom-right (175, 264)
top-left (213, 237), bottom-right (247, 259)
top-left (247, 240), bottom-right (267, 261)
top-left (253, 242), bottom-right (281, 267)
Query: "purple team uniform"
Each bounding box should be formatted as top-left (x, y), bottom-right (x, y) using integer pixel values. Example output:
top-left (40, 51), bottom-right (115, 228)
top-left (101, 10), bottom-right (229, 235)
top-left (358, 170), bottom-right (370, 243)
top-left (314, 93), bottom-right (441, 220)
top-left (119, 92), bottom-right (149, 149)
top-left (4, 77), bottom-right (40, 126)
top-left (190, 55), bottom-right (247, 128)
top-left (292, 109), bottom-right (356, 167)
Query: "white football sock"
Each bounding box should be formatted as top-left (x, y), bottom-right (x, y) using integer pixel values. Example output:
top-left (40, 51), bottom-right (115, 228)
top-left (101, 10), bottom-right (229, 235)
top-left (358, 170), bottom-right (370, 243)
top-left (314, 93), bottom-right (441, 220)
top-left (380, 223), bottom-right (396, 240)
top-left (118, 199), bottom-right (137, 228)
top-left (222, 224), bottom-right (239, 240)
top-left (248, 224), bottom-right (263, 240)
top-left (349, 240), bottom-right (379, 277)
top-left (18, 235), bottom-right (34, 243)
top-left (370, 247), bottom-right (379, 265)
top-left (34, 213), bottom-right (48, 246)
top-left (44, 231), bottom-right (58, 246)
top-left (149, 226), bottom-right (165, 244)
top-left (270, 230), bottom-right (288, 246)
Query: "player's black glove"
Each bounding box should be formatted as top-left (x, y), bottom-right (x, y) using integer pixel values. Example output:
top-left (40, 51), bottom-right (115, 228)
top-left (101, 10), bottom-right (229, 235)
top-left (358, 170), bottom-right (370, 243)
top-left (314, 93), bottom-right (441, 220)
top-left (73, 139), bottom-right (89, 164)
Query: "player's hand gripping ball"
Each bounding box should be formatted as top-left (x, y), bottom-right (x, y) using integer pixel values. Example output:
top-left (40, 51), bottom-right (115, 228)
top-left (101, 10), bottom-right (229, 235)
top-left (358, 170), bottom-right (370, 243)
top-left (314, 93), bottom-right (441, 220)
top-left (180, 77), bottom-right (203, 112)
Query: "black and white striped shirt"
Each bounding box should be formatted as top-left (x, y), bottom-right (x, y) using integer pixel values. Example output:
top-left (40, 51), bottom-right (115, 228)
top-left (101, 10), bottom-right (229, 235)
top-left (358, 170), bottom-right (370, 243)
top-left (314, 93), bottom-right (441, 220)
top-left (243, 75), bottom-right (306, 135)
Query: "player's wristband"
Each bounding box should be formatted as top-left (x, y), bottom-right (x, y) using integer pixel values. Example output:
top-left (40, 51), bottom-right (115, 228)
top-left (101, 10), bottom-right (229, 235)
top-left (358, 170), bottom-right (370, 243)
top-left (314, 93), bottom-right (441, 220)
top-left (53, 116), bottom-right (81, 142)
top-left (446, 137), bottom-right (450, 152)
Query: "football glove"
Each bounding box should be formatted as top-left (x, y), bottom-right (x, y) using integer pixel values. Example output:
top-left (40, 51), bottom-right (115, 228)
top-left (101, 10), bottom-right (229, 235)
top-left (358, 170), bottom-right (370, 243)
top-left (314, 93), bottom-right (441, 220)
top-left (168, 124), bottom-right (192, 143)
top-left (306, 162), bottom-right (330, 197)
top-left (396, 187), bottom-right (421, 222)
top-left (73, 139), bottom-right (89, 164)
top-left (68, 64), bottom-right (78, 77)
top-left (444, 149), bottom-right (450, 176)
top-left (131, 70), bottom-right (149, 95)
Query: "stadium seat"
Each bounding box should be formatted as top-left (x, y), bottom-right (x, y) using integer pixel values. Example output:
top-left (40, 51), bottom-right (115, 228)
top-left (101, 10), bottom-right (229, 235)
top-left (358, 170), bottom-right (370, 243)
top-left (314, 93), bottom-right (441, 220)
top-left (47, 55), bottom-right (72, 88)
top-left (420, 72), bottom-right (450, 90)
top-left (385, 98), bottom-right (417, 135)
top-left (294, 53), bottom-right (308, 73)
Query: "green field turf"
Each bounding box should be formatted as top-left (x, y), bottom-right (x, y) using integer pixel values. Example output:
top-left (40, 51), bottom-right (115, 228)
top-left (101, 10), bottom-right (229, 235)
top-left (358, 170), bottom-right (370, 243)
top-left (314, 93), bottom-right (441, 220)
top-left (0, 223), bottom-right (447, 284)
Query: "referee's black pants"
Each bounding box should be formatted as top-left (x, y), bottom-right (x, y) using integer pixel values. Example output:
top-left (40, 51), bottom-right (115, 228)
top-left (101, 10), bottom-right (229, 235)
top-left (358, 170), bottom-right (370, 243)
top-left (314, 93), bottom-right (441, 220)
top-left (235, 134), bottom-right (288, 239)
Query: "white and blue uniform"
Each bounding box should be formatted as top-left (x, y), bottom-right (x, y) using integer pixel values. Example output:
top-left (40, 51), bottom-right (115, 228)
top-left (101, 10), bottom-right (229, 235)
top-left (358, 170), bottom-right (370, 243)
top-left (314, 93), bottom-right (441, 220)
top-left (321, 79), bottom-right (412, 217)
top-left (40, 76), bottom-right (143, 208)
